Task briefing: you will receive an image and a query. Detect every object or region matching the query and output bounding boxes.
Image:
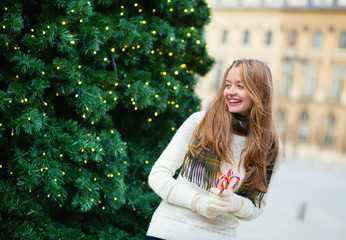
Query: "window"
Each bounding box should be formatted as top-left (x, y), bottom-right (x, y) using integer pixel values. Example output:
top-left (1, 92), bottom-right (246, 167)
top-left (333, 0), bottom-right (339, 7)
top-left (303, 63), bottom-right (318, 98)
top-left (312, 31), bottom-right (323, 49)
top-left (265, 31), bottom-right (272, 46)
top-left (339, 31), bottom-right (346, 48)
top-left (277, 109), bottom-right (286, 141)
top-left (298, 110), bottom-right (310, 142)
top-left (288, 30), bottom-right (297, 47)
top-left (330, 65), bottom-right (344, 101)
top-left (280, 61), bottom-right (294, 96)
top-left (243, 30), bottom-right (249, 45)
top-left (222, 29), bottom-right (228, 43)
top-left (324, 115), bottom-right (336, 147)
top-left (215, 60), bottom-right (224, 89)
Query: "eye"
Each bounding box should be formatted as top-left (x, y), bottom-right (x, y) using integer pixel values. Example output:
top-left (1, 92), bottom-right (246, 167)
top-left (225, 83), bottom-right (231, 88)
top-left (238, 84), bottom-right (244, 89)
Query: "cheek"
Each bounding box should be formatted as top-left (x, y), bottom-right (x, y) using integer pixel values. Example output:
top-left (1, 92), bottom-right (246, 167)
top-left (223, 89), bottom-right (227, 99)
top-left (242, 92), bottom-right (254, 107)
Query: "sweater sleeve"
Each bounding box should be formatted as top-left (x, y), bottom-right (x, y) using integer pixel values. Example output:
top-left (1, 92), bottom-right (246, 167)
top-left (148, 112), bottom-right (204, 209)
top-left (233, 141), bottom-right (285, 221)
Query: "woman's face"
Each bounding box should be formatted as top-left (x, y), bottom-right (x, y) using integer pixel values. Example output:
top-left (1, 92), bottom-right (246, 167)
top-left (223, 67), bottom-right (254, 116)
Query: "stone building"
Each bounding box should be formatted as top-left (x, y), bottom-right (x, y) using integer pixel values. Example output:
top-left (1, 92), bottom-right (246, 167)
top-left (197, 0), bottom-right (346, 163)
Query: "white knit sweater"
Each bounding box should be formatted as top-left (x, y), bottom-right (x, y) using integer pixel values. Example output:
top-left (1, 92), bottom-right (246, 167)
top-left (147, 111), bottom-right (283, 240)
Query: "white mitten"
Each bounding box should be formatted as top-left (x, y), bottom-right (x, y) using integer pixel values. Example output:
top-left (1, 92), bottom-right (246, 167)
top-left (209, 187), bottom-right (244, 214)
top-left (191, 193), bottom-right (226, 218)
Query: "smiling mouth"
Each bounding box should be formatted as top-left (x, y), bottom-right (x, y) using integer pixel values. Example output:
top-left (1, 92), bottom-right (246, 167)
top-left (229, 99), bottom-right (241, 103)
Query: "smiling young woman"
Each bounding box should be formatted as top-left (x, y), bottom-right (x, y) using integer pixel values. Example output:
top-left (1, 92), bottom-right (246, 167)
top-left (147, 59), bottom-right (284, 240)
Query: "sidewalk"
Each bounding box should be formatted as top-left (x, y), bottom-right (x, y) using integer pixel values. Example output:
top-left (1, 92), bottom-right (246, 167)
top-left (237, 157), bottom-right (346, 240)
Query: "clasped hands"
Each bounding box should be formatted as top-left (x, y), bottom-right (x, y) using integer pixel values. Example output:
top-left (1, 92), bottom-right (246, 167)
top-left (191, 188), bottom-right (244, 219)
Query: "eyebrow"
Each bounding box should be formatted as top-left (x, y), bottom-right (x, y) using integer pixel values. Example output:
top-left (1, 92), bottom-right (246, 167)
top-left (225, 79), bottom-right (242, 83)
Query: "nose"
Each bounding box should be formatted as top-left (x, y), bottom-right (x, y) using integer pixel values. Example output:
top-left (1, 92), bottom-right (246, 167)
top-left (225, 85), bottom-right (236, 95)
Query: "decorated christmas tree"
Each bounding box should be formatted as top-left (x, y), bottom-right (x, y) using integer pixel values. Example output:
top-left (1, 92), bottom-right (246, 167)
top-left (0, 0), bottom-right (213, 239)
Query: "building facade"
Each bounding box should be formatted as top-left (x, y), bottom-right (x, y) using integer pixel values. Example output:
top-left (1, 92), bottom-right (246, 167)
top-left (197, 0), bottom-right (346, 163)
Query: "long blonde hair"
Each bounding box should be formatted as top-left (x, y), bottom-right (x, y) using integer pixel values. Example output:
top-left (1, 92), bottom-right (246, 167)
top-left (191, 59), bottom-right (279, 193)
